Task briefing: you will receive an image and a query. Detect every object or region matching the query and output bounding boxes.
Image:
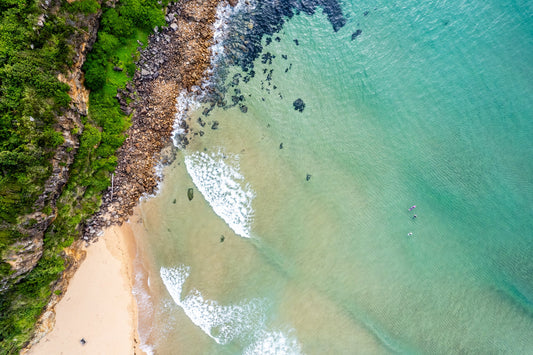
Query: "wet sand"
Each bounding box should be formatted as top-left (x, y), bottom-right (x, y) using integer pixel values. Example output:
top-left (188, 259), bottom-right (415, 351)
top-left (28, 224), bottom-right (141, 355)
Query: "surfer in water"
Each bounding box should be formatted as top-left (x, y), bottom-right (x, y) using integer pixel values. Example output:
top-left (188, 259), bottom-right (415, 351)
top-left (408, 205), bottom-right (416, 211)
top-left (408, 232), bottom-right (413, 237)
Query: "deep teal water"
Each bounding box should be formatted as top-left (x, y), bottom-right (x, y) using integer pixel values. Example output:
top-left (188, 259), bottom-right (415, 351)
top-left (135, 0), bottom-right (533, 353)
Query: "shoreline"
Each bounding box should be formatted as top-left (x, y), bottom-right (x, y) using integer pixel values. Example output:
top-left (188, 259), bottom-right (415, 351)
top-left (24, 0), bottom-right (230, 352)
top-left (27, 223), bottom-right (142, 355)
top-left (84, 0), bottom-right (227, 238)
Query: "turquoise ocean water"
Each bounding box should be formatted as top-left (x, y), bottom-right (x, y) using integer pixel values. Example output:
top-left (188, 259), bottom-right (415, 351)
top-left (132, 0), bottom-right (533, 353)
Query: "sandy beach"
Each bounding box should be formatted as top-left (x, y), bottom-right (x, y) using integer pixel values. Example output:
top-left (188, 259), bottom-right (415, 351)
top-left (28, 224), bottom-right (141, 355)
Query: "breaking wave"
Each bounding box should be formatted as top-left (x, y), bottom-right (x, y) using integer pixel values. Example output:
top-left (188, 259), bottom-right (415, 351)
top-left (160, 266), bottom-right (302, 353)
top-left (184, 150), bottom-right (255, 239)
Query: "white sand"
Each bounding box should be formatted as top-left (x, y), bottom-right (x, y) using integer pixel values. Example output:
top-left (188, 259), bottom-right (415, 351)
top-left (29, 224), bottom-right (141, 355)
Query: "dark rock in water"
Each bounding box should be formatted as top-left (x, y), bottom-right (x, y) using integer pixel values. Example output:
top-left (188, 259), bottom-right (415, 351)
top-left (293, 39), bottom-right (299, 45)
top-left (173, 199), bottom-right (176, 204)
top-left (266, 69), bottom-right (273, 81)
top-left (279, 143), bottom-right (283, 149)
top-left (198, 117), bottom-right (206, 127)
top-left (239, 105), bottom-right (248, 113)
top-left (351, 29), bottom-right (362, 40)
top-left (261, 52), bottom-right (273, 65)
top-left (199, 130), bottom-right (205, 136)
top-left (220, 235), bottom-right (225, 242)
top-left (211, 0), bottom-right (346, 75)
top-left (293, 98), bottom-right (305, 112)
top-left (211, 121), bottom-right (219, 130)
top-left (284, 63), bottom-right (292, 73)
top-left (231, 95), bottom-right (244, 105)
top-left (187, 188), bottom-right (194, 201)
top-left (306, 174), bottom-right (312, 181)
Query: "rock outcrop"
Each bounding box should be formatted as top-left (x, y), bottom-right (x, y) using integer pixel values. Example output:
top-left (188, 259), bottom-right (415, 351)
top-left (85, 0), bottom-right (230, 237)
top-left (0, 1), bottom-right (101, 292)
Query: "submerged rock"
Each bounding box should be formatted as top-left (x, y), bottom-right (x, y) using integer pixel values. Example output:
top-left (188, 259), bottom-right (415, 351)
top-left (293, 98), bottom-right (305, 112)
top-left (351, 29), bottom-right (362, 40)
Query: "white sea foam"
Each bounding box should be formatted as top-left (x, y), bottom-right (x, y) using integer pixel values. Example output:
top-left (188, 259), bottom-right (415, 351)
top-left (184, 150), bottom-right (255, 238)
top-left (210, 0), bottom-right (256, 64)
top-left (171, 90), bottom-right (201, 148)
top-left (161, 265), bottom-right (304, 352)
top-left (160, 266), bottom-right (267, 344)
top-left (132, 257), bottom-right (156, 355)
top-left (244, 329), bottom-right (303, 355)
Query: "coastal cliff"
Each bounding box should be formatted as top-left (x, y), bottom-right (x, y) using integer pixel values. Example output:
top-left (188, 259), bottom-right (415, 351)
top-left (1, 0), bottom-right (100, 293)
top-left (0, 0), bottom-right (103, 351)
top-left (0, 0), bottom-right (230, 352)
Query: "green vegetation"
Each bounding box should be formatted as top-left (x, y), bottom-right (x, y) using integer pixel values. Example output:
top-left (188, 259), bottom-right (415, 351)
top-left (0, 0), bottom-right (73, 226)
top-left (64, 0), bottom-right (100, 14)
top-left (0, 0), bottom-right (166, 353)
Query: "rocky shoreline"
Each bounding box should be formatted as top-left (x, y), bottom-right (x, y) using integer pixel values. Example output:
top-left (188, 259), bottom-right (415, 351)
top-left (84, 0), bottom-right (231, 238)
top-left (23, 1), bottom-right (230, 350)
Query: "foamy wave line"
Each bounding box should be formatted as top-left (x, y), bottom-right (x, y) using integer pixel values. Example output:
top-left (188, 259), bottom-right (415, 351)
top-left (160, 266), bottom-right (267, 344)
top-left (132, 255), bottom-right (155, 355)
top-left (171, 90), bottom-right (201, 148)
top-left (185, 150), bottom-right (255, 238)
top-left (243, 329), bottom-right (303, 355)
top-left (171, 1), bottom-right (256, 149)
top-left (160, 266), bottom-right (303, 353)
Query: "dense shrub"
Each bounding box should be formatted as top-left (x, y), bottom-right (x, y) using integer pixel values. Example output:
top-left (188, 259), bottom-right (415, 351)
top-left (65, 0), bottom-right (100, 14)
top-left (0, 0), bottom-right (168, 351)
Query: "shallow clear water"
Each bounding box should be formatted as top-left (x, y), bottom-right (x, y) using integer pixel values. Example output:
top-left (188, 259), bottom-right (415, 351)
top-left (132, 0), bottom-right (533, 353)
